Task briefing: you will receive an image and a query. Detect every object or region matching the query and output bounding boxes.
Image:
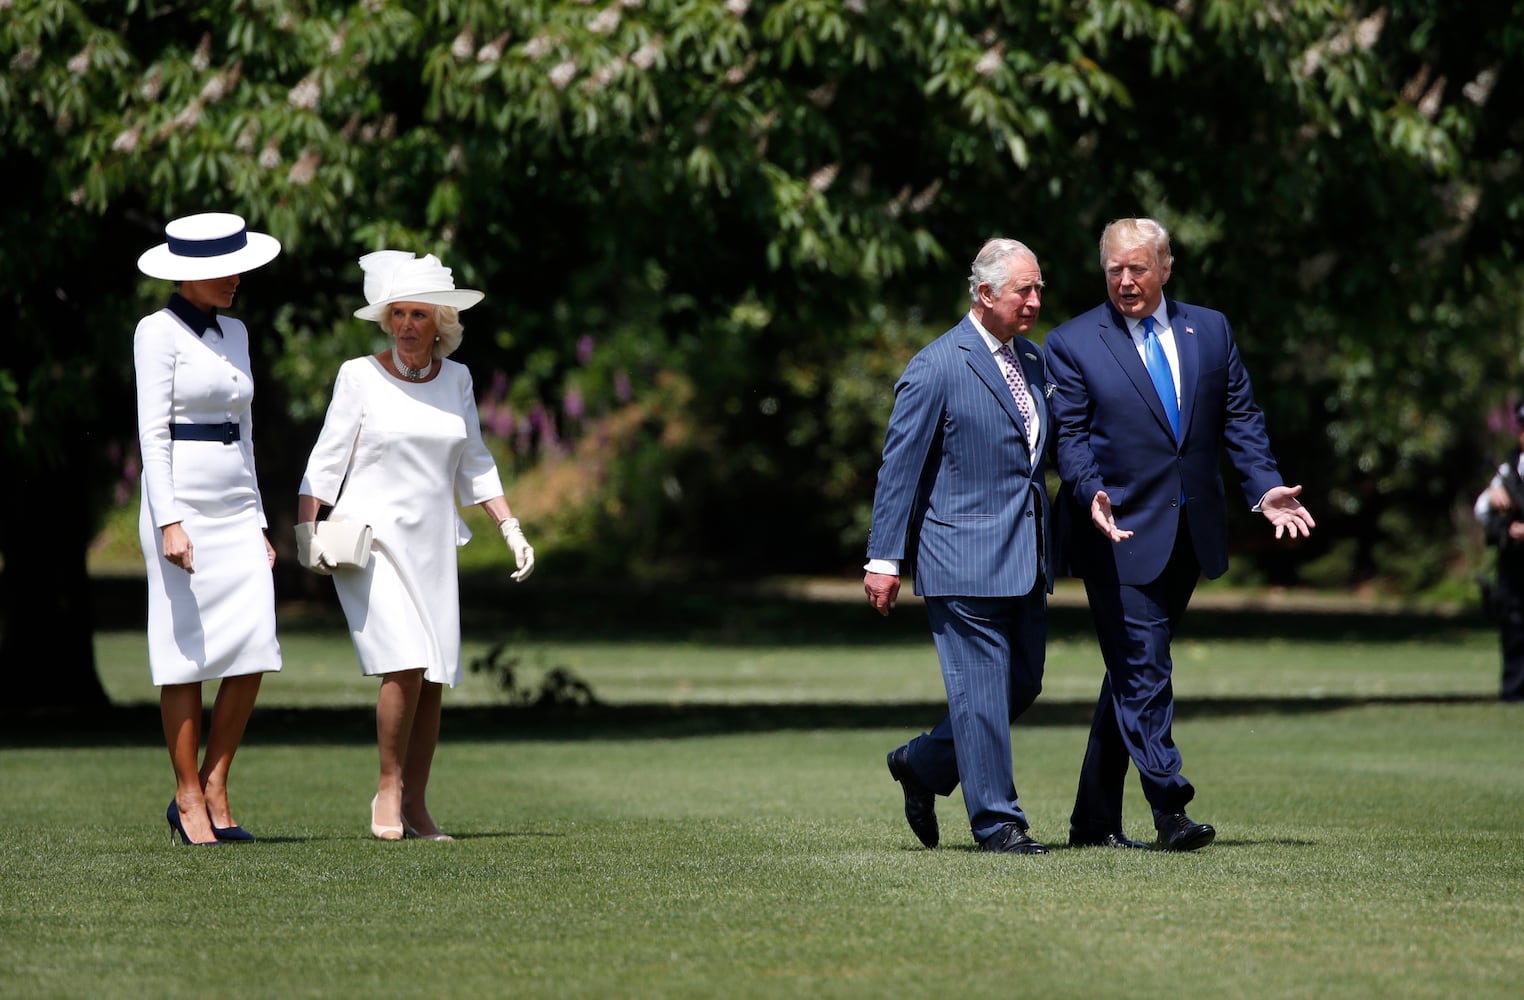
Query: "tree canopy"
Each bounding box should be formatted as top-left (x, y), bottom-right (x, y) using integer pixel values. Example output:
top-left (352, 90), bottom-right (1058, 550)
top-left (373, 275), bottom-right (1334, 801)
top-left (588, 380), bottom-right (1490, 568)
top-left (4, 0), bottom-right (1523, 706)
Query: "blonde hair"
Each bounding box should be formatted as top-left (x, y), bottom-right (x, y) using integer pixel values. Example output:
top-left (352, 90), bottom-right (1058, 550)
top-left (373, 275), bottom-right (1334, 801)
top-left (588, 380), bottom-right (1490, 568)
top-left (1098, 218), bottom-right (1173, 271)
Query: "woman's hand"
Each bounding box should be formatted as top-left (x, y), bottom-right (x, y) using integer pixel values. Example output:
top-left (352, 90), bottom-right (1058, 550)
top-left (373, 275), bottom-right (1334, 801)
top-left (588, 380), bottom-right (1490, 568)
top-left (500, 518), bottom-right (536, 582)
top-left (162, 522), bottom-right (194, 573)
top-left (264, 532), bottom-right (277, 569)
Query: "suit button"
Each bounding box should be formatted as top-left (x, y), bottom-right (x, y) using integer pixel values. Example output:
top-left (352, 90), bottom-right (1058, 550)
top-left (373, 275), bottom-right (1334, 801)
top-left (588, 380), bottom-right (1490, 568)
top-left (1170, 498), bottom-right (1179, 507)
top-left (1026, 510), bottom-right (1034, 517)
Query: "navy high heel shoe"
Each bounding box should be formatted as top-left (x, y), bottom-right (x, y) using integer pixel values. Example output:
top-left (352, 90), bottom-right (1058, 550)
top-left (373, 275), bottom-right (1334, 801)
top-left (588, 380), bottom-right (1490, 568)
top-left (209, 811), bottom-right (256, 843)
top-left (165, 800), bottom-right (222, 847)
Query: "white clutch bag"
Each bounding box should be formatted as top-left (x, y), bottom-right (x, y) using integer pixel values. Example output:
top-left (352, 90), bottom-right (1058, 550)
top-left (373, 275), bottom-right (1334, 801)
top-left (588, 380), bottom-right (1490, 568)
top-left (315, 517), bottom-right (374, 570)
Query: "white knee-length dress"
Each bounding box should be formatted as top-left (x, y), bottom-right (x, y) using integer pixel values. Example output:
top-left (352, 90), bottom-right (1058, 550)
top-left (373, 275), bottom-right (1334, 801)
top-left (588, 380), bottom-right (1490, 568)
top-left (134, 305), bottom-right (282, 685)
top-left (299, 356), bottom-right (505, 687)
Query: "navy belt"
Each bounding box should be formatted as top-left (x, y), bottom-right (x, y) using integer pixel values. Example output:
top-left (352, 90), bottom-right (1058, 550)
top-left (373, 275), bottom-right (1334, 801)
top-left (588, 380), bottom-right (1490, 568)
top-left (169, 422), bottom-right (240, 443)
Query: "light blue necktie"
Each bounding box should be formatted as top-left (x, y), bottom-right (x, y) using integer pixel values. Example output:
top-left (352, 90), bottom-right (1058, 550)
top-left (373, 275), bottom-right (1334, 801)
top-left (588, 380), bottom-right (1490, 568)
top-left (1141, 316), bottom-right (1179, 439)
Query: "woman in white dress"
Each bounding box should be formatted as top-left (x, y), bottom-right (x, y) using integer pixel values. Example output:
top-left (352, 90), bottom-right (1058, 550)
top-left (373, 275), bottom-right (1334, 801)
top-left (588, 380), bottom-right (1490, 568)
top-left (133, 213), bottom-right (284, 846)
top-left (296, 250), bottom-right (535, 841)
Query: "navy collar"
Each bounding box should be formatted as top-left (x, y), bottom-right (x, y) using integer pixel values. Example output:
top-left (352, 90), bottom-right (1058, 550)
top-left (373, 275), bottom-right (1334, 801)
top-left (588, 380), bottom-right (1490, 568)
top-left (166, 292), bottom-right (222, 338)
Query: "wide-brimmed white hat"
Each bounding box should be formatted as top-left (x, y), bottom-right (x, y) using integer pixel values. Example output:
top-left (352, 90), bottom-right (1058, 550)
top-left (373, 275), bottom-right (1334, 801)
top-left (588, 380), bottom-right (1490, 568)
top-left (353, 250), bottom-right (484, 321)
top-left (137, 212), bottom-right (281, 281)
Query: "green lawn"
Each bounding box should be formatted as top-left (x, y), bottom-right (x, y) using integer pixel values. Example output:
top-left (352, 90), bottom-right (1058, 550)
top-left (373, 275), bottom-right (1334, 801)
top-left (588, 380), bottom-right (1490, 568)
top-left (4, 595), bottom-right (1521, 998)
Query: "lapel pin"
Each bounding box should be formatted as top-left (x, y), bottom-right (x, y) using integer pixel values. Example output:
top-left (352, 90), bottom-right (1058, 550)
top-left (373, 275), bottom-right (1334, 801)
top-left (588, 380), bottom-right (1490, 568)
top-left (1185, 327), bottom-right (1194, 335)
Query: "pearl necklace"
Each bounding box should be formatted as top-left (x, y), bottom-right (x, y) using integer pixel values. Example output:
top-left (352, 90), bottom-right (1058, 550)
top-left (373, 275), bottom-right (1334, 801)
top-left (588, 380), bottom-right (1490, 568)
top-left (392, 350), bottom-right (430, 381)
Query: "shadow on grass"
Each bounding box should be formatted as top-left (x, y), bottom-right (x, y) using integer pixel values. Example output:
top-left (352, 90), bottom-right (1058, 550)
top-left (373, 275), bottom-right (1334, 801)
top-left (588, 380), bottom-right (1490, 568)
top-left (2, 692), bottom-right (1496, 749)
top-left (93, 573), bottom-right (1490, 646)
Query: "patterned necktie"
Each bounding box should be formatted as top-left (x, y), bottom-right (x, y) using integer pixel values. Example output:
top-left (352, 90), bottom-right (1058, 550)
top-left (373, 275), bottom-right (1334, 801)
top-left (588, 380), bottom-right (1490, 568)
top-left (995, 343), bottom-right (1033, 436)
top-left (1141, 316), bottom-right (1180, 439)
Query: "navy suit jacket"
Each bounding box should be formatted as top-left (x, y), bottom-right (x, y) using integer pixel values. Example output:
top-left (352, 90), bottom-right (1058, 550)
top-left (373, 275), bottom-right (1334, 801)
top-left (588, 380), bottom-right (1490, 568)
top-left (1044, 298), bottom-right (1283, 586)
top-left (867, 316), bottom-right (1052, 597)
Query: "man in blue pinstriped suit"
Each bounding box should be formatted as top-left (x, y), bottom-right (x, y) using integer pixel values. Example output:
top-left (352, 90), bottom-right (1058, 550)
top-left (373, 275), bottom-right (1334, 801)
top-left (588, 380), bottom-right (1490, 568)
top-left (864, 238), bottom-right (1054, 855)
top-left (1045, 218), bottom-right (1315, 852)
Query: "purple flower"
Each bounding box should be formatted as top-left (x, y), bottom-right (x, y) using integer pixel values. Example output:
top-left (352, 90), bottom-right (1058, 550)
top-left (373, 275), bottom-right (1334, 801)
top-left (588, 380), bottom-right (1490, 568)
top-left (563, 386), bottom-right (584, 420)
top-left (614, 371), bottom-right (632, 402)
top-left (576, 334), bottom-right (595, 366)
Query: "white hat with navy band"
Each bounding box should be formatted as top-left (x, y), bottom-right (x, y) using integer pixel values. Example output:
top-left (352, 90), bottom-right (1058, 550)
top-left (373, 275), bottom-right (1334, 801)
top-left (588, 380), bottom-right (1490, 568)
top-left (137, 212), bottom-right (282, 281)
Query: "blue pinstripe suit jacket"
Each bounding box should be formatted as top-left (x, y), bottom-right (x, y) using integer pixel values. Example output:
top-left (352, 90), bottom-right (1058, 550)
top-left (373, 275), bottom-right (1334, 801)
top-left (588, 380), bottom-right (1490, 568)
top-left (866, 316), bottom-right (1053, 598)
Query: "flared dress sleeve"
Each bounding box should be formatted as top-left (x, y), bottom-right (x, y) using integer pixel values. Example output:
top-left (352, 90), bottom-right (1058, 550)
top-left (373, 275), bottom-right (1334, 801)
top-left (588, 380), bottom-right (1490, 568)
top-left (300, 361), bottom-right (365, 504)
top-left (453, 367), bottom-right (506, 506)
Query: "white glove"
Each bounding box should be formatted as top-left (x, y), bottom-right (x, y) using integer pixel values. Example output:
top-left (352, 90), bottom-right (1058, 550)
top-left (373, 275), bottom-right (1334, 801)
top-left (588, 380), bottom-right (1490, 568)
top-left (499, 517), bottom-right (535, 582)
top-left (294, 522), bottom-right (336, 576)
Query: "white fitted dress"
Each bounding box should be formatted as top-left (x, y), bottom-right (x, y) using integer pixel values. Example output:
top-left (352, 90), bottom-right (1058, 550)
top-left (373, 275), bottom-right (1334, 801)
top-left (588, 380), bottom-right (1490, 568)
top-left (299, 356), bottom-right (505, 687)
top-left (134, 307), bottom-right (282, 685)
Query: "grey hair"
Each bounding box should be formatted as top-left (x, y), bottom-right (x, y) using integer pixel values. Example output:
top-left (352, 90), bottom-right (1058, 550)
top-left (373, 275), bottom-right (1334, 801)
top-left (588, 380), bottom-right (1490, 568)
top-left (968, 237), bottom-right (1039, 302)
top-left (1098, 218), bottom-right (1173, 271)
top-left (375, 303), bottom-right (464, 359)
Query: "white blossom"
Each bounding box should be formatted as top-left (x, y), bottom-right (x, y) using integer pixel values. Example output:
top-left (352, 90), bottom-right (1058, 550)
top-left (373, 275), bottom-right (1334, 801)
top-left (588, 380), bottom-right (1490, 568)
top-left (67, 46), bottom-right (91, 75)
top-left (258, 141), bottom-right (281, 170)
top-left (589, 7), bottom-right (621, 34)
top-left (586, 57), bottom-right (625, 91)
top-left (200, 74), bottom-right (226, 102)
top-left (910, 179), bottom-right (942, 214)
top-left (477, 32), bottom-right (511, 63)
top-left (1417, 77), bottom-right (1446, 119)
top-left (725, 0), bottom-right (749, 15)
top-left (171, 100), bottom-right (202, 131)
top-left (1463, 67), bottom-right (1497, 106)
top-left (69, 187), bottom-right (86, 206)
top-left (236, 121), bottom-right (258, 151)
top-left (111, 125), bottom-right (142, 153)
top-left (808, 163), bottom-right (839, 193)
top-left (289, 147), bottom-right (321, 185)
top-left (523, 34), bottom-right (552, 61)
top-left (975, 43), bottom-right (1004, 77)
top-left (139, 67), bottom-right (162, 101)
top-left (1355, 9), bottom-right (1385, 50)
top-left (548, 59), bottom-right (578, 90)
top-left (288, 72), bottom-right (321, 110)
top-left (631, 38), bottom-right (662, 70)
top-left (451, 29), bottom-right (474, 61)
top-left (192, 34), bottom-right (211, 71)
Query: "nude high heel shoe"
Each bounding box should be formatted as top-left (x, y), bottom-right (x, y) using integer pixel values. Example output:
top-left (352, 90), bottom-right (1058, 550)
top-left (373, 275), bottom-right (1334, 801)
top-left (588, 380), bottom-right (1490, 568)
top-left (370, 795), bottom-right (403, 841)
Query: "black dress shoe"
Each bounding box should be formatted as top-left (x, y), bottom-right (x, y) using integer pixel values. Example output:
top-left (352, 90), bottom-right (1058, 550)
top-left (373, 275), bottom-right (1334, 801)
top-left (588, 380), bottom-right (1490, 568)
top-left (1069, 830), bottom-right (1148, 849)
top-left (1154, 812), bottom-right (1216, 852)
top-left (978, 823), bottom-right (1049, 855)
top-left (886, 746), bottom-right (938, 848)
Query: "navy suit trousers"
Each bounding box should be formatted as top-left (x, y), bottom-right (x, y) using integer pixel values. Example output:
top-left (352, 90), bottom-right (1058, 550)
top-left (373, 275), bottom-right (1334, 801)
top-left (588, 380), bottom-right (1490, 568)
top-left (1071, 510), bottom-right (1201, 835)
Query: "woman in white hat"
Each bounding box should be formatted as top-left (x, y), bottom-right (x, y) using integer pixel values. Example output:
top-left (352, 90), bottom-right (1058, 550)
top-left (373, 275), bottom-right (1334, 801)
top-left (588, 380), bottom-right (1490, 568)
top-left (134, 212), bottom-right (284, 846)
top-left (295, 250), bottom-right (536, 841)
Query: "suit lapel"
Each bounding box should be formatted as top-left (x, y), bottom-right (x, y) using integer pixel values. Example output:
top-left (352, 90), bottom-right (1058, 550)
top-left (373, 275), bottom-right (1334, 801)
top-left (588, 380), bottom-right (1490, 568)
top-left (957, 321), bottom-right (1029, 440)
top-left (1098, 304), bottom-right (1174, 440)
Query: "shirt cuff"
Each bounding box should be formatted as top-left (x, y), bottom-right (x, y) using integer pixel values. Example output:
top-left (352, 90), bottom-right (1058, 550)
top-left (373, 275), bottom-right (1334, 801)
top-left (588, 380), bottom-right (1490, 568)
top-left (864, 558), bottom-right (900, 576)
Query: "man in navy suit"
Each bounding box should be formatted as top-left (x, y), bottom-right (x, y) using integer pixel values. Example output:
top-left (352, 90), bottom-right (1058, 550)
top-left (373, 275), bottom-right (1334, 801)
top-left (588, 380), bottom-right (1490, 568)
top-left (1045, 218), bottom-right (1315, 851)
top-left (865, 237), bottom-right (1054, 855)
